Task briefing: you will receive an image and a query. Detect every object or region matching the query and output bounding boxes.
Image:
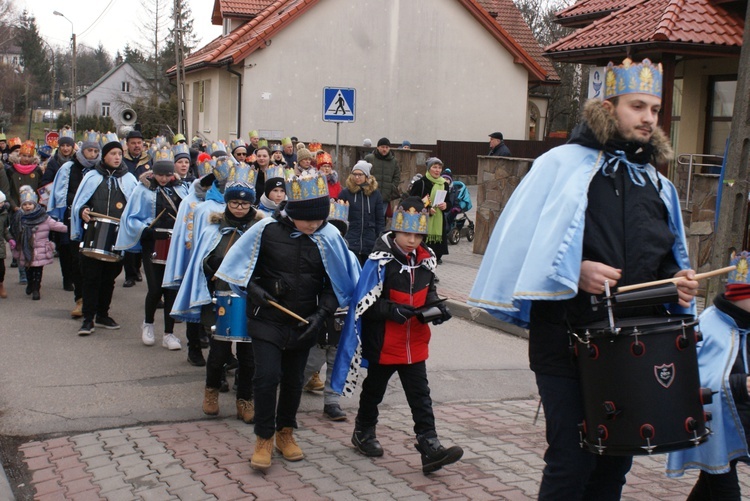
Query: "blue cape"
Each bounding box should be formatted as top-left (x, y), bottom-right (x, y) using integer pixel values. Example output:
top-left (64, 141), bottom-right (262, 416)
top-left (214, 218), bottom-right (361, 308)
top-left (162, 187), bottom-right (205, 289)
top-left (114, 182), bottom-right (189, 252)
top-left (46, 160), bottom-right (74, 222)
top-left (70, 169), bottom-right (138, 241)
top-left (667, 306), bottom-right (750, 476)
top-left (467, 144), bottom-right (693, 328)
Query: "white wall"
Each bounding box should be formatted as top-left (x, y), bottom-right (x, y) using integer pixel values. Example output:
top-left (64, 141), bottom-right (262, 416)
top-left (75, 64), bottom-right (149, 124)
top-left (236, 0), bottom-right (530, 145)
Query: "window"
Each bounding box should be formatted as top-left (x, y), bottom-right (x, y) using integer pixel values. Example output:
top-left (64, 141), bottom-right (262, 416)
top-left (199, 81), bottom-right (205, 113)
top-left (223, 18), bottom-right (231, 36)
top-left (705, 77), bottom-right (736, 156)
top-left (122, 81), bottom-right (130, 92)
top-left (102, 102), bottom-right (111, 117)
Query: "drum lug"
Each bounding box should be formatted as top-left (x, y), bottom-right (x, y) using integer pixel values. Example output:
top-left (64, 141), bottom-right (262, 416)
top-left (603, 401), bottom-right (621, 420)
top-left (151, 252), bottom-right (157, 259)
top-left (211, 325), bottom-right (216, 333)
top-left (699, 387), bottom-right (715, 406)
top-left (212, 297), bottom-right (217, 304)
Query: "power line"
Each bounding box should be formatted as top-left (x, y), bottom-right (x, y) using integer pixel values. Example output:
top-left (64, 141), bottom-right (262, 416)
top-left (78, 0), bottom-right (117, 38)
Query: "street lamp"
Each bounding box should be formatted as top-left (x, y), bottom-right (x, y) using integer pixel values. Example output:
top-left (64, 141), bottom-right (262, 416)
top-left (53, 10), bottom-right (76, 133)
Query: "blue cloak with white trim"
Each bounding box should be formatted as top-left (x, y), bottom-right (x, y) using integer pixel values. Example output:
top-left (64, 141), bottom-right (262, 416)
top-left (70, 169), bottom-right (138, 241)
top-left (162, 181), bottom-right (205, 289)
top-left (46, 160), bottom-right (74, 222)
top-left (467, 144), bottom-right (693, 328)
top-left (113, 182), bottom-right (189, 252)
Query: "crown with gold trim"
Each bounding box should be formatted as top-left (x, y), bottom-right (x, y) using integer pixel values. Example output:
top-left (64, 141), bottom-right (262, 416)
top-left (308, 141), bottom-right (322, 153)
top-left (230, 139), bottom-right (246, 152)
top-left (153, 146), bottom-right (174, 163)
top-left (604, 58), bottom-right (663, 100)
top-left (286, 172), bottom-right (329, 202)
top-left (153, 135), bottom-right (168, 147)
top-left (266, 165), bottom-right (293, 182)
top-left (206, 141), bottom-right (227, 156)
top-left (391, 206), bottom-right (429, 235)
top-left (99, 132), bottom-right (119, 148)
top-left (83, 131), bottom-right (100, 147)
top-left (728, 251), bottom-right (750, 285)
top-left (19, 185), bottom-right (38, 204)
top-left (328, 199), bottom-right (349, 223)
top-left (196, 158), bottom-right (214, 178)
top-left (226, 162), bottom-right (256, 187)
top-left (19, 140), bottom-right (36, 156)
top-left (172, 142), bottom-right (190, 158)
top-left (213, 155), bottom-right (237, 182)
top-left (60, 128), bottom-right (75, 140)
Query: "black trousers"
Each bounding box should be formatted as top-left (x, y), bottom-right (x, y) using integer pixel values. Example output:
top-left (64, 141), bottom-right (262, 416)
top-left (186, 322), bottom-right (203, 352)
top-left (206, 338), bottom-right (254, 401)
top-left (252, 337), bottom-right (310, 439)
top-left (688, 460), bottom-right (741, 500)
top-left (123, 252), bottom-right (141, 281)
top-left (142, 253), bottom-right (175, 333)
top-left (356, 360), bottom-right (436, 438)
top-left (25, 266), bottom-right (43, 292)
top-left (81, 254), bottom-right (123, 321)
top-left (68, 241), bottom-right (83, 301)
top-left (0, 258), bottom-right (5, 283)
top-left (57, 237), bottom-right (74, 286)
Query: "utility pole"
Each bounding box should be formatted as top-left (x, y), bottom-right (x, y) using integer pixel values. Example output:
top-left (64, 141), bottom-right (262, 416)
top-left (706, 4), bottom-right (750, 301)
top-left (173, 0), bottom-right (187, 135)
top-left (72, 32), bottom-right (77, 131)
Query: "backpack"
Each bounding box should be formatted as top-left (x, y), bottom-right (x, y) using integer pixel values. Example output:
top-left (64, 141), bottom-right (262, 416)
top-left (450, 181), bottom-right (472, 212)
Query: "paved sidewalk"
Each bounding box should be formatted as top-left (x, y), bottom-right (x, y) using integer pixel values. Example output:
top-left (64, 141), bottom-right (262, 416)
top-left (17, 399), bottom-right (747, 501)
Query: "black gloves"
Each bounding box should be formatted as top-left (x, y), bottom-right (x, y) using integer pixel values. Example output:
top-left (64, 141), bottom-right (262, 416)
top-left (247, 282), bottom-right (277, 307)
top-left (141, 227), bottom-right (155, 241)
top-left (298, 310), bottom-right (328, 344)
top-left (432, 304), bottom-right (452, 325)
top-left (387, 304), bottom-right (417, 324)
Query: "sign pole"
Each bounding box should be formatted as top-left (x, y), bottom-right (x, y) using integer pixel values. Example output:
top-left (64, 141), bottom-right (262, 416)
top-left (335, 122), bottom-right (340, 171)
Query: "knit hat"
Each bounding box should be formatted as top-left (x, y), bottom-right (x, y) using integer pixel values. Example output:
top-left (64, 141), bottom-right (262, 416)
top-left (296, 148), bottom-right (313, 163)
top-left (264, 178), bottom-right (286, 198)
top-left (426, 157), bottom-right (443, 169)
top-left (19, 185), bottom-right (38, 204)
top-left (152, 147), bottom-right (175, 175)
top-left (363, 138), bottom-right (372, 147)
top-left (377, 137), bottom-right (391, 147)
top-left (224, 182), bottom-right (256, 204)
top-left (38, 145), bottom-right (52, 159)
top-left (351, 160), bottom-right (372, 178)
top-left (401, 140), bottom-right (411, 148)
top-left (284, 173), bottom-right (329, 221)
top-left (102, 140), bottom-right (123, 157)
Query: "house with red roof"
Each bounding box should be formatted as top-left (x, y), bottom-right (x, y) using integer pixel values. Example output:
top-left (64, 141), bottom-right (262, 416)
top-left (168, 0), bottom-right (559, 145)
top-left (546, 0), bottom-right (745, 160)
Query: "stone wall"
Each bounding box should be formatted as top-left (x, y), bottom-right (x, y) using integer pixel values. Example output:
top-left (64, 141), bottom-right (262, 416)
top-left (684, 173), bottom-right (720, 276)
top-left (473, 156), bottom-right (533, 255)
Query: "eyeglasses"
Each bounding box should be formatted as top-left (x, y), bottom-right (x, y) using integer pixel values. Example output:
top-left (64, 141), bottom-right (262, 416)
top-left (228, 201), bottom-right (252, 209)
top-left (235, 152), bottom-right (247, 157)
top-left (351, 172), bottom-right (365, 178)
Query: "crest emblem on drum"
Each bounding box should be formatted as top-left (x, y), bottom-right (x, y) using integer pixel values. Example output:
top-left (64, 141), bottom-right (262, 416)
top-left (654, 363), bottom-right (675, 388)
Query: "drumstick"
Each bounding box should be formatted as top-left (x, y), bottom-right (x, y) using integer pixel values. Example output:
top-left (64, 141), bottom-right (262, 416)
top-left (147, 209), bottom-right (167, 229)
top-left (616, 265), bottom-right (737, 293)
top-left (87, 211), bottom-right (120, 222)
top-left (268, 300), bottom-right (309, 324)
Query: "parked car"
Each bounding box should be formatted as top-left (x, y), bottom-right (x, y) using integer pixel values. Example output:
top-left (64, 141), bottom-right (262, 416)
top-left (43, 111), bottom-right (59, 121)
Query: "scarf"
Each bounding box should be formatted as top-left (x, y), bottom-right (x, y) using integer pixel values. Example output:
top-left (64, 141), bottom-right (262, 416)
top-left (13, 163), bottom-right (37, 176)
top-left (75, 148), bottom-right (100, 169)
top-left (424, 170), bottom-right (446, 244)
top-left (13, 204), bottom-right (48, 264)
top-left (326, 171), bottom-right (339, 185)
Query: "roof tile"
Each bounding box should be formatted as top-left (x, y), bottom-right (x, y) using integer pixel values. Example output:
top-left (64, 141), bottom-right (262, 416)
top-left (547, 0), bottom-right (744, 53)
top-left (557, 0), bottom-right (635, 19)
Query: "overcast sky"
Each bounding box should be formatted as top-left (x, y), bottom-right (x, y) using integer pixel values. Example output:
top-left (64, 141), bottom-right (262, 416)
top-left (17, 0), bottom-right (222, 56)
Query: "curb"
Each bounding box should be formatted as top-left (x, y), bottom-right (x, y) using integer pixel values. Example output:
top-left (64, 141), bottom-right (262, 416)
top-left (446, 299), bottom-right (528, 340)
top-left (0, 462), bottom-right (15, 501)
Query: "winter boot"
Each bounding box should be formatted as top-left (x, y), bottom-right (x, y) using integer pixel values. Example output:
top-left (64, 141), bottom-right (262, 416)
top-left (236, 399), bottom-right (255, 424)
top-left (250, 436), bottom-right (274, 471)
top-left (303, 371), bottom-right (324, 392)
top-left (351, 424), bottom-right (384, 457)
top-left (71, 299), bottom-right (83, 318)
top-left (275, 427), bottom-right (304, 461)
top-left (414, 434), bottom-right (463, 474)
top-left (0, 282), bottom-right (7, 298)
top-left (202, 387), bottom-right (220, 416)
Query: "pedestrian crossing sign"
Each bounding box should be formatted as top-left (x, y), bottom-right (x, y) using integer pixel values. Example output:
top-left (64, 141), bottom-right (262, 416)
top-left (323, 87), bottom-right (356, 123)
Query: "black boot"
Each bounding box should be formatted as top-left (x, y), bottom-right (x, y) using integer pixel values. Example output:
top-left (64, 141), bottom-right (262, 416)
top-left (352, 424), bottom-right (383, 457)
top-left (415, 435), bottom-right (463, 474)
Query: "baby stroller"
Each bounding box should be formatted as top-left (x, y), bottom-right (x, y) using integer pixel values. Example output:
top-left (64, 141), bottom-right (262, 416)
top-left (445, 180), bottom-right (474, 245)
top-left (447, 211), bottom-right (474, 245)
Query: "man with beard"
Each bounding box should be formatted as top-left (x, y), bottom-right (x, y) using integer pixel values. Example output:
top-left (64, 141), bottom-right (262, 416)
top-left (468, 58), bottom-right (700, 499)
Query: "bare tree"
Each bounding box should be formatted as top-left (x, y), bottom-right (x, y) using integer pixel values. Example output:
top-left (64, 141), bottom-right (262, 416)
top-left (136, 0), bottom-right (171, 101)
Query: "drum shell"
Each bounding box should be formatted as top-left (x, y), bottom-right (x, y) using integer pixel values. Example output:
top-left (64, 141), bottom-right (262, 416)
top-left (212, 291), bottom-right (251, 342)
top-left (573, 315), bottom-right (708, 455)
top-left (80, 216), bottom-right (123, 262)
top-left (151, 228), bottom-right (173, 265)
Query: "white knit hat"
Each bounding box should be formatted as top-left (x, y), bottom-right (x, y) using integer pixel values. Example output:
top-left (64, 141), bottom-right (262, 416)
top-left (352, 160), bottom-right (372, 178)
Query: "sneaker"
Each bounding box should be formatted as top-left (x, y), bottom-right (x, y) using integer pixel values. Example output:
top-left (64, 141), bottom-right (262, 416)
top-left (323, 404), bottom-right (347, 421)
top-left (78, 319), bottom-right (95, 336)
top-left (141, 322), bottom-right (155, 346)
top-left (163, 333), bottom-right (182, 350)
top-left (95, 316), bottom-right (120, 330)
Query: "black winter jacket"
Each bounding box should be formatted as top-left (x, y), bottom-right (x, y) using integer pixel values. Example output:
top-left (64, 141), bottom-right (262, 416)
top-left (338, 175), bottom-right (385, 255)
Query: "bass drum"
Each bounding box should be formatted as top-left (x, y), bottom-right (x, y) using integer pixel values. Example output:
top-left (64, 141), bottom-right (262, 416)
top-left (572, 315), bottom-right (711, 456)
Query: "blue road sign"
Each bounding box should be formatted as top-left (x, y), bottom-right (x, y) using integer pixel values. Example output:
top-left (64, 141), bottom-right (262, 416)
top-left (323, 87), bottom-right (356, 122)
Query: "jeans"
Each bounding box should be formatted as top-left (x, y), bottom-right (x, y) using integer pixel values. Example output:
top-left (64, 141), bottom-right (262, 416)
top-left (304, 345), bottom-right (341, 406)
top-left (355, 360), bottom-right (436, 438)
top-left (252, 337), bottom-right (310, 439)
top-left (535, 373), bottom-right (632, 501)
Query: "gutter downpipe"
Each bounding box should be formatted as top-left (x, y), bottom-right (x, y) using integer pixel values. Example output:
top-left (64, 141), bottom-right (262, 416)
top-left (226, 62), bottom-right (242, 138)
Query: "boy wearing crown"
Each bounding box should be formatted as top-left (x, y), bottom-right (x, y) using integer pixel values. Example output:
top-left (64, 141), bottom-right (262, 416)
top-left (214, 171), bottom-right (360, 472)
top-left (330, 196), bottom-right (460, 475)
top-left (71, 134), bottom-right (137, 336)
top-left (468, 58), bottom-right (700, 498)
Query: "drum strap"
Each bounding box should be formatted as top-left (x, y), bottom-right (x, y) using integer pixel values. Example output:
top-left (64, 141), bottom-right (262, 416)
top-left (158, 187), bottom-right (179, 215)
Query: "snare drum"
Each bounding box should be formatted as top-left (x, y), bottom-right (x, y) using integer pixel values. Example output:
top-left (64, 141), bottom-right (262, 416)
top-left (80, 215), bottom-right (123, 262)
top-left (151, 228), bottom-right (173, 265)
top-left (211, 291), bottom-right (251, 342)
top-left (572, 315), bottom-right (710, 456)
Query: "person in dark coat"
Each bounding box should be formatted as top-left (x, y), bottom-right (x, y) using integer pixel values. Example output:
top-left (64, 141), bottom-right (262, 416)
top-left (364, 138), bottom-right (401, 207)
top-left (409, 158), bottom-right (451, 265)
top-left (338, 160), bottom-right (385, 265)
top-left (488, 131), bottom-right (511, 156)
